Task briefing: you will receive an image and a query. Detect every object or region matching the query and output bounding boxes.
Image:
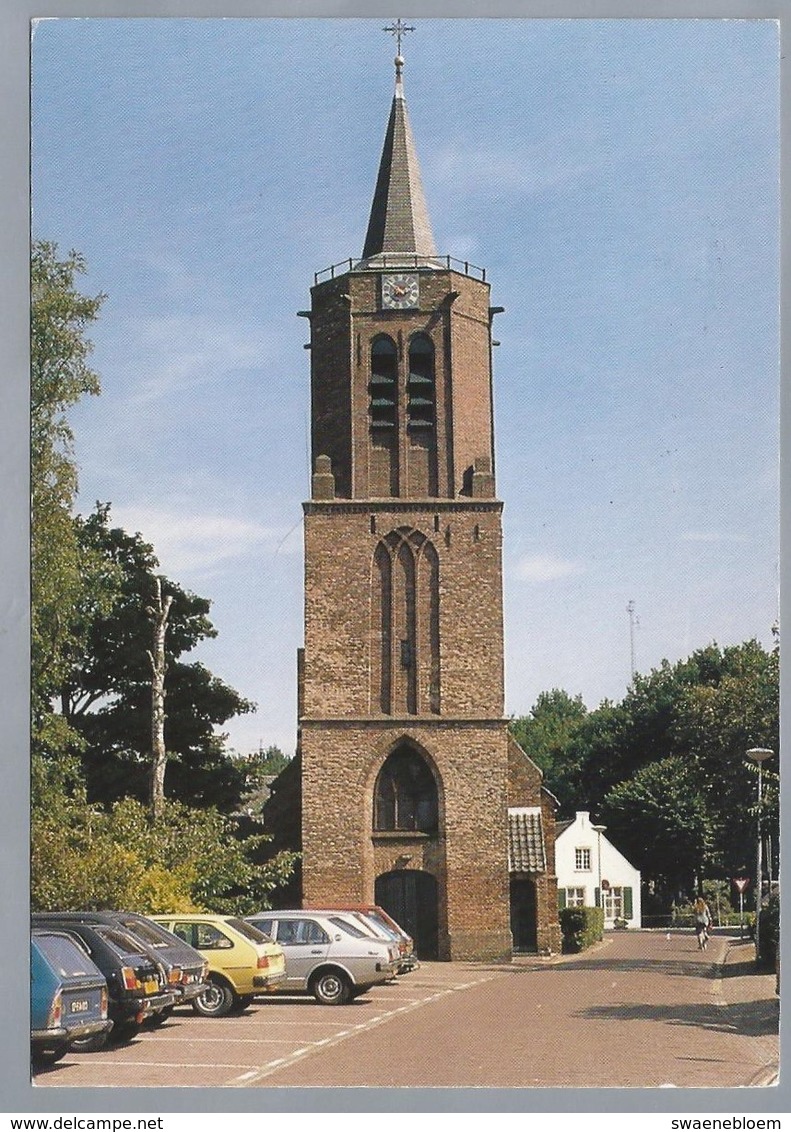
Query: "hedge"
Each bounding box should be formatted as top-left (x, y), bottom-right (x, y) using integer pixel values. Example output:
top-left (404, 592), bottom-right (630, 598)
top-left (559, 906), bottom-right (604, 953)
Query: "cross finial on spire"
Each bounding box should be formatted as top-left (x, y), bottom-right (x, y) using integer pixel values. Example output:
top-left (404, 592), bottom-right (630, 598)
top-left (383, 18), bottom-right (415, 77)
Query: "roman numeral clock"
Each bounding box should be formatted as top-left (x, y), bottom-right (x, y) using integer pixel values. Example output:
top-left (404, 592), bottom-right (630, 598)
top-left (381, 272), bottom-right (420, 309)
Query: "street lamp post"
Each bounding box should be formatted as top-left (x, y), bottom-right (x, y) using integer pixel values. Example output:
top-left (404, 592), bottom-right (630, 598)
top-left (592, 824), bottom-right (606, 928)
top-left (746, 747), bottom-right (773, 964)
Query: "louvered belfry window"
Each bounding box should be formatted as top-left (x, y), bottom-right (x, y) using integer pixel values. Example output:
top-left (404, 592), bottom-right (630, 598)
top-left (407, 333), bottom-right (435, 429)
top-left (369, 335), bottom-right (398, 430)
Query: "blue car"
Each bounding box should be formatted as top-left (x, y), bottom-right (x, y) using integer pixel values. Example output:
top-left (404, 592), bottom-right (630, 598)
top-left (31, 930), bottom-right (112, 1067)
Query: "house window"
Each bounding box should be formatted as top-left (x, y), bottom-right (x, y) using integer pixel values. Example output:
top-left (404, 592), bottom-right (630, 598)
top-left (575, 847), bottom-right (591, 871)
top-left (566, 887), bottom-right (586, 908)
top-left (603, 887), bottom-right (623, 921)
top-left (374, 744), bottom-right (438, 833)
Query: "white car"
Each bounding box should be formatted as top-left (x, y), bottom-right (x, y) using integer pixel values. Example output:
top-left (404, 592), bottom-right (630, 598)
top-left (246, 911), bottom-right (399, 1005)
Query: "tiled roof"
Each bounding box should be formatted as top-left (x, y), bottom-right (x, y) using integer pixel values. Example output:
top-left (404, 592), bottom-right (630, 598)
top-left (554, 818), bottom-right (575, 839)
top-left (361, 69), bottom-right (437, 263)
top-left (508, 807), bottom-right (547, 873)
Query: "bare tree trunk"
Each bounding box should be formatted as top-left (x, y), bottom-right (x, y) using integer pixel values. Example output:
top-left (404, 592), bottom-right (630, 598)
top-left (147, 576), bottom-right (173, 820)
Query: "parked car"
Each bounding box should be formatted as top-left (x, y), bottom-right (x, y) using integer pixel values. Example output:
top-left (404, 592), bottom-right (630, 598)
top-left (300, 908), bottom-right (403, 977)
top-left (31, 915), bottom-right (176, 1042)
top-left (245, 910), bottom-right (399, 1005)
top-left (303, 904), bottom-right (417, 972)
top-left (31, 930), bottom-right (112, 1067)
top-left (151, 914), bottom-right (286, 1017)
top-left (33, 911), bottom-right (209, 1023)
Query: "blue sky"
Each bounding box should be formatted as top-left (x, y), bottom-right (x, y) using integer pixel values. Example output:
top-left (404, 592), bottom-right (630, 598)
top-left (31, 17), bottom-right (780, 757)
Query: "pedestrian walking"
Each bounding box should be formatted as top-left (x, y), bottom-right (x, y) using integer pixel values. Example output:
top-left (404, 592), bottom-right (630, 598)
top-left (694, 895), bottom-right (711, 950)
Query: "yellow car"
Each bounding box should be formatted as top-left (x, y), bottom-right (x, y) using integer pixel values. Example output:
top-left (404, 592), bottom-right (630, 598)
top-left (152, 914), bottom-right (286, 1017)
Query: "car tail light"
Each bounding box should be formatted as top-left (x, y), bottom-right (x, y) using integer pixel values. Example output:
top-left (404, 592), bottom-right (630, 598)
top-left (47, 989), bottom-right (62, 1029)
top-left (257, 954), bottom-right (270, 969)
top-left (168, 967), bottom-right (183, 986)
top-left (121, 966), bottom-right (140, 991)
top-left (100, 986), bottom-right (108, 1018)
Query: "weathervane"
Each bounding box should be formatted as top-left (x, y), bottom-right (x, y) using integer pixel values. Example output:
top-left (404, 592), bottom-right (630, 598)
top-left (383, 18), bottom-right (415, 61)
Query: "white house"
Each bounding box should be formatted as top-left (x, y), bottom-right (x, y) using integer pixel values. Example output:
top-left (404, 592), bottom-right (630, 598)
top-left (555, 811), bottom-right (642, 929)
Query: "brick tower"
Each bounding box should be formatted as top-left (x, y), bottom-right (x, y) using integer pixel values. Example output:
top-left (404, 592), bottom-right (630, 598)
top-left (289, 44), bottom-right (559, 961)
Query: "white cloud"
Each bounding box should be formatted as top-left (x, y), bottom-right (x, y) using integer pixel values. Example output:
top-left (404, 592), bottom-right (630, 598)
top-left (111, 505), bottom-right (296, 576)
top-left (125, 313), bottom-right (278, 406)
top-left (511, 554), bottom-right (584, 583)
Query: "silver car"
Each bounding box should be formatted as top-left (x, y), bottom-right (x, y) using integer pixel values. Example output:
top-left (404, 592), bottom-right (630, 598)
top-left (246, 911), bottom-right (399, 1005)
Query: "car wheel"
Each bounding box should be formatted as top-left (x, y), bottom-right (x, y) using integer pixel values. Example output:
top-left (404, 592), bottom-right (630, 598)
top-left (229, 994), bottom-right (255, 1013)
top-left (310, 969), bottom-right (352, 1006)
top-left (32, 1045), bottom-right (67, 1068)
top-left (193, 977), bottom-right (236, 1017)
top-left (111, 1020), bottom-right (141, 1043)
top-left (145, 1006), bottom-right (174, 1028)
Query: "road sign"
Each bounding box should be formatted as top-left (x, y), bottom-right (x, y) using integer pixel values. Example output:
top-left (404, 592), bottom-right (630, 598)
top-left (733, 877), bottom-right (750, 893)
top-left (601, 879), bottom-right (610, 890)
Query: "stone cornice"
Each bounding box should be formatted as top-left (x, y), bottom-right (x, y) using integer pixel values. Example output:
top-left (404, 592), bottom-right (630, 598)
top-left (303, 499), bottom-right (503, 515)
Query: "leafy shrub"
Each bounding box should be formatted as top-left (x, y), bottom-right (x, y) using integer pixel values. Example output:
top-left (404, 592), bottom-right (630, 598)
top-left (31, 755), bottom-right (297, 914)
top-left (559, 906), bottom-right (604, 953)
top-left (758, 893), bottom-right (779, 968)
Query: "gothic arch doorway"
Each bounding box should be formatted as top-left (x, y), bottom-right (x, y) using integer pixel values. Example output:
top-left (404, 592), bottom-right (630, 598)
top-left (376, 869), bottom-right (439, 960)
top-left (509, 877), bottom-right (538, 953)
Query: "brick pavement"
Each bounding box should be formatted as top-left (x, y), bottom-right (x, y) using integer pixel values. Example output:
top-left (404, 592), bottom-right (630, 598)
top-left (253, 929), bottom-right (779, 1088)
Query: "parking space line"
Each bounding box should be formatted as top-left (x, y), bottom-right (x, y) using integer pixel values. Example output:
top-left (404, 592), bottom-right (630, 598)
top-left (226, 969), bottom-right (504, 1086)
top-left (151, 1036), bottom-right (324, 1044)
top-left (69, 1061), bottom-right (261, 1070)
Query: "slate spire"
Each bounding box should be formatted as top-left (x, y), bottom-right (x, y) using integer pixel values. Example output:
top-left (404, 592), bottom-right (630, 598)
top-left (360, 51), bottom-right (438, 264)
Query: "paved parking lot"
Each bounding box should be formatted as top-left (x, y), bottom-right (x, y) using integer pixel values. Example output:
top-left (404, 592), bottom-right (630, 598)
top-left (33, 963), bottom-right (502, 1089)
top-left (32, 933), bottom-right (779, 1090)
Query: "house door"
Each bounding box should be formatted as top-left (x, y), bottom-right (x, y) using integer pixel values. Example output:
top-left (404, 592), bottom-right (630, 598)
top-left (375, 869), bottom-right (438, 960)
top-left (510, 877), bottom-right (537, 952)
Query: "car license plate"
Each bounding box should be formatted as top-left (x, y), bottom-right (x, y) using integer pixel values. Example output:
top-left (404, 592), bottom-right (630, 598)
top-left (70, 1000), bottom-right (89, 1013)
top-left (143, 979), bottom-right (159, 994)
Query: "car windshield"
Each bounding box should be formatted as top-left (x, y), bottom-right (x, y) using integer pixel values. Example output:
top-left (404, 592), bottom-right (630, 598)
top-left (95, 926), bottom-right (148, 960)
top-left (120, 919), bottom-right (172, 947)
top-left (328, 916), bottom-right (370, 939)
top-left (226, 917), bottom-right (270, 943)
top-left (358, 915), bottom-right (397, 939)
top-left (34, 933), bottom-right (94, 977)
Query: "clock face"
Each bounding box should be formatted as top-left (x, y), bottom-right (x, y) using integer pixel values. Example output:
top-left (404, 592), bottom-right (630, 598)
top-left (381, 273), bottom-right (419, 310)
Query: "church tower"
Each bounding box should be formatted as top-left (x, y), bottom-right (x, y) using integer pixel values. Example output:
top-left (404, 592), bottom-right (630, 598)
top-left (293, 36), bottom-right (558, 961)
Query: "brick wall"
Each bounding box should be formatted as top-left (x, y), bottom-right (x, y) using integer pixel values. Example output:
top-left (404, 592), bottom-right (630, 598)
top-left (300, 720), bottom-right (512, 961)
top-left (302, 501), bottom-right (504, 720)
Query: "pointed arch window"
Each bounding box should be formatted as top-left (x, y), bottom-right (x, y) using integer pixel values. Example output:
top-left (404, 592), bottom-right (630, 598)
top-left (374, 744), bottom-right (438, 833)
top-left (370, 526), bottom-right (440, 715)
top-left (369, 335), bottom-right (398, 430)
top-left (407, 333), bottom-right (435, 430)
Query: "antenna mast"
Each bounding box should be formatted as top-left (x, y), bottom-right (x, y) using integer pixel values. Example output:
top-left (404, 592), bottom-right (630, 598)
top-left (627, 600), bottom-right (638, 680)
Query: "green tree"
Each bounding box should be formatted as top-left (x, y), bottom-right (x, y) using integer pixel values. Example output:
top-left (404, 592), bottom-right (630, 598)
top-left (31, 755), bottom-right (297, 914)
top-left (601, 756), bottom-right (713, 902)
top-left (509, 689), bottom-right (591, 805)
top-left (673, 639), bottom-right (779, 878)
top-left (62, 504), bottom-right (254, 810)
top-left (235, 745), bottom-right (291, 811)
top-left (31, 240), bottom-right (105, 756)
